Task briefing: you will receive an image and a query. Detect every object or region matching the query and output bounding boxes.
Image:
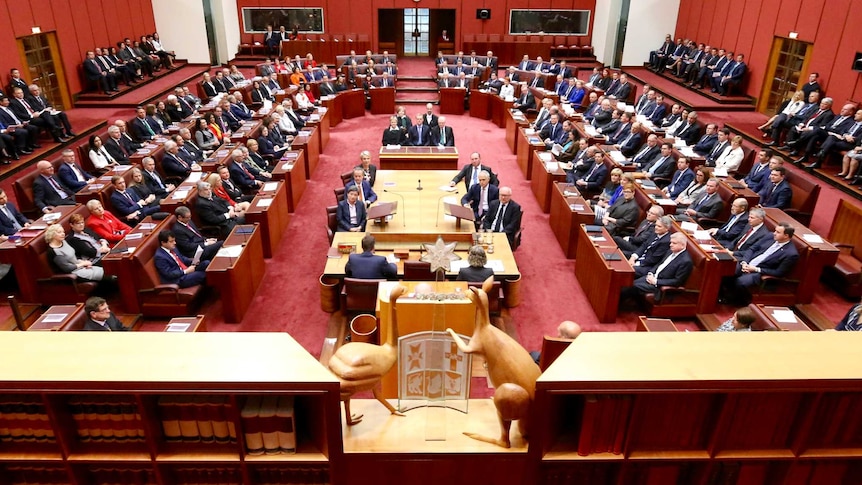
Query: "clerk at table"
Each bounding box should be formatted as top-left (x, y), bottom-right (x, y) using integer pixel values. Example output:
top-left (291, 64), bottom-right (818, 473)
top-left (482, 186), bottom-right (521, 247)
top-left (345, 235), bottom-right (396, 279)
top-left (83, 297), bottom-right (129, 331)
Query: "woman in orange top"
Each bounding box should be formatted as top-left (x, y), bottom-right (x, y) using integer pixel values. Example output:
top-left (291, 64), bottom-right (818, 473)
top-left (289, 67), bottom-right (304, 86)
top-left (204, 112), bottom-right (223, 142)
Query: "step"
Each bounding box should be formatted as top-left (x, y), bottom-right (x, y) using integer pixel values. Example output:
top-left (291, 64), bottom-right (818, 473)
top-left (398, 75), bottom-right (437, 82)
top-left (395, 99), bottom-right (439, 105)
top-left (397, 86), bottom-right (439, 93)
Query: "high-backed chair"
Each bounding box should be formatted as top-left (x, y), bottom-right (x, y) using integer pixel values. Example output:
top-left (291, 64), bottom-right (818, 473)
top-left (334, 187), bottom-right (345, 203)
top-left (822, 200), bottom-right (862, 298)
top-left (783, 170), bottom-right (820, 227)
top-left (340, 171), bottom-right (354, 186)
top-left (326, 205), bottom-right (338, 244)
top-left (403, 261), bottom-right (435, 281)
top-left (340, 278), bottom-right (384, 318)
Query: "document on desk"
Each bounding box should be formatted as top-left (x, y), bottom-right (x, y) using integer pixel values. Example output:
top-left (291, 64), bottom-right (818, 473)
top-left (216, 245), bottom-right (243, 258)
top-left (171, 190), bottom-right (189, 200)
top-left (802, 234), bottom-right (824, 243)
top-left (41, 313), bottom-right (68, 323)
top-left (125, 232), bottom-right (143, 240)
top-left (256, 198), bottom-right (273, 207)
top-left (139, 223), bottom-right (157, 231)
top-left (262, 182), bottom-right (278, 192)
top-left (165, 322), bottom-right (191, 332)
top-left (680, 221), bottom-right (699, 232)
top-left (609, 151), bottom-right (626, 163)
top-left (187, 172), bottom-right (203, 182)
top-left (772, 309), bottom-right (798, 323)
top-left (439, 185), bottom-right (457, 192)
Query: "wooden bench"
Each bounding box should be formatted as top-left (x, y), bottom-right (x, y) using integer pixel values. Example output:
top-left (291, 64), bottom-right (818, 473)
top-left (821, 199), bottom-right (862, 298)
top-left (696, 313), bottom-right (723, 331)
top-left (644, 230), bottom-right (708, 317)
top-left (793, 303), bottom-right (836, 331)
top-left (783, 170), bottom-right (820, 227)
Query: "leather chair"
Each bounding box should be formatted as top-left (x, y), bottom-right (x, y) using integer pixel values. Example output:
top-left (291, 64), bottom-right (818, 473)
top-left (5, 295), bottom-right (39, 331)
top-left (340, 278), bottom-right (384, 318)
top-left (644, 236), bottom-right (704, 317)
top-left (334, 187), bottom-right (345, 203)
top-left (822, 200), bottom-right (862, 298)
top-left (403, 261), bottom-right (435, 281)
top-left (326, 205), bottom-right (338, 244)
top-left (340, 171), bottom-right (354, 186)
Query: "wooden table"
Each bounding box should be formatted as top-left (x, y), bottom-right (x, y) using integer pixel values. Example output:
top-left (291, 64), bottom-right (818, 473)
top-left (156, 174), bottom-right (202, 216)
top-left (244, 181), bottom-right (290, 258)
top-left (549, 183), bottom-right (595, 258)
top-left (291, 126), bottom-right (319, 179)
top-left (270, 149), bottom-right (306, 212)
top-left (490, 94), bottom-right (513, 129)
top-left (506, 109), bottom-right (529, 154)
top-left (751, 305), bottom-right (812, 331)
top-left (340, 88), bottom-right (366, 119)
top-left (529, 86), bottom-right (560, 105)
top-left (517, 127), bottom-right (545, 180)
top-left (530, 151), bottom-right (567, 213)
top-left (469, 89), bottom-right (491, 119)
top-left (164, 315), bottom-right (207, 332)
top-left (309, 107), bottom-right (330, 151)
top-left (574, 225), bottom-right (635, 323)
top-left (370, 87), bottom-right (396, 115)
top-left (27, 304), bottom-right (84, 331)
top-left (636, 317), bottom-right (679, 332)
top-left (439, 87), bottom-right (467, 114)
top-left (319, 94), bottom-right (343, 127)
top-left (205, 224), bottom-right (265, 323)
top-left (673, 222), bottom-right (738, 314)
top-left (363, 170), bottom-right (475, 233)
top-left (377, 146), bottom-right (459, 170)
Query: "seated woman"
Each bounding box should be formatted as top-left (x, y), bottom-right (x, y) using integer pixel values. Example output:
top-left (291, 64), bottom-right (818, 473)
top-left (294, 84), bottom-right (315, 113)
top-left (194, 116), bottom-right (220, 151)
top-left (836, 299), bottom-right (862, 331)
top-left (674, 167), bottom-right (709, 206)
top-left (456, 246), bottom-right (494, 282)
top-left (155, 101), bottom-right (173, 128)
top-left (759, 90), bottom-right (805, 136)
top-left (592, 169), bottom-right (625, 223)
top-left (207, 172), bottom-right (251, 216)
top-left (85, 199), bottom-right (131, 244)
top-left (66, 213), bottom-right (110, 264)
top-left (716, 307), bottom-right (755, 332)
top-left (302, 83), bottom-right (317, 105)
top-left (228, 64), bottom-right (246, 82)
top-left (355, 150), bottom-right (378, 186)
top-left (250, 79), bottom-right (273, 104)
top-left (567, 80), bottom-right (587, 106)
top-left (256, 125), bottom-right (287, 160)
top-left (128, 167), bottom-right (163, 204)
top-left (837, 143), bottom-right (862, 181)
top-left (714, 136), bottom-right (745, 174)
top-left (145, 103), bottom-right (169, 134)
top-left (46, 224), bottom-right (109, 282)
top-left (88, 135), bottom-right (119, 171)
top-left (289, 67), bottom-right (305, 86)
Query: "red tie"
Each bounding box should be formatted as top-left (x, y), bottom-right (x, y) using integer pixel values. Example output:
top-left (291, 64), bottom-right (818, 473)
top-left (170, 250), bottom-right (187, 270)
top-left (736, 228), bottom-right (754, 250)
top-left (19, 99), bottom-right (34, 115)
top-left (186, 222), bottom-right (202, 238)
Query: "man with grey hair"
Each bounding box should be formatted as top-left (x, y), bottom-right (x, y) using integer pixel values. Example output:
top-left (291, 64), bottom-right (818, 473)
top-left (161, 140), bottom-right (200, 179)
top-left (627, 215), bottom-right (672, 276)
top-left (178, 128), bottom-right (205, 160)
top-left (778, 97), bottom-right (834, 150)
top-left (103, 125), bottom-right (130, 164)
top-left (195, 181), bottom-right (243, 237)
top-left (172, 206), bottom-right (223, 261)
top-left (621, 232), bottom-right (693, 304)
top-left (710, 198), bottom-right (749, 248)
top-left (113, 118), bottom-right (142, 154)
top-left (483, 186), bottom-right (521, 248)
top-left (462, 169), bottom-right (499, 223)
top-left (228, 148), bottom-right (263, 191)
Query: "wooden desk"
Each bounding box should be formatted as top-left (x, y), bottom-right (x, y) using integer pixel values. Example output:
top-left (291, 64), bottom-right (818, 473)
top-left (574, 225), bottom-right (634, 323)
top-left (377, 146), bottom-right (459, 170)
top-left (675, 222), bottom-right (738, 314)
top-left (529, 86), bottom-right (559, 105)
top-left (292, 127), bottom-right (320, 179)
top-left (636, 317), bottom-right (679, 332)
top-left (205, 224), bottom-right (265, 323)
top-left (320, 94), bottom-right (343, 127)
top-left (369, 87), bottom-right (396, 115)
top-left (377, 280), bottom-right (476, 398)
top-left (129, 139), bottom-right (167, 167)
top-left (101, 216), bottom-right (175, 313)
top-left (164, 315), bottom-right (207, 332)
top-left (463, 41), bottom-right (550, 65)
top-left (156, 175), bottom-right (201, 217)
top-left (490, 94), bottom-right (513, 128)
top-left (517, 127), bottom-right (545, 180)
top-left (634, 181), bottom-right (678, 218)
top-left (74, 165), bottom-right (136, 209)
top-left (270, 150), bottom-right (306, 212)
top-left (244, 181), bottom-right (290, 258)
top-left (720, 177), bottom-right (761, 210)
top-left (751, 305), bottom-right (812, 331)
top-left (366, 170), bottom-right (474, 233)
top-left (340, 88), bottom-right (366, 119)
top-left (506, 110), bottom-right (529, 155)
top-left (439, 87), bottom-right (467, 114)
top-left (469, 89), bottom-right (491, 119)
top-left (549, 183), bottom-right (595, 258)
top-left (530, 151), bottom-right (566, 213)
top-left (27, 304), bottom-right (84, 331)
top-left (227, 119), bottom-right (263, 146)
top-left (308, 107), bottom-right (331, 151)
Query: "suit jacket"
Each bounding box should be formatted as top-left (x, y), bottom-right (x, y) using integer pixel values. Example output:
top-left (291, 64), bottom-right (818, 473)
top-left (142, 169), bottom-right (170, 197)
top-left (646, 103), bottom-right (667, 124)
top-left (220, 177), bottom-right (246, 202)
top-left (154, 247), bottom-right (200, 286)
top-left (33, 175), bottom-right (75, 211)
top-left (462, 183), bottom-right (500, 218)
top-left (673, 121), bottom-right (700, 145)
top-left (616, 132), bottom-right (642, 158)
top-left (422, 113), bottom-right (439, 128)
top-left (345, 251), bottom-right (396, 279)
top-left (577, 161), bottom-right (609, 191)
top-left (482, 199), bottom-right (522, 246)
top-left (161, 152), bottom-right (192, 179)
top-left (336, 199), bottom-right (367, 231)
top-left (430, 126), bottom-right (455, 146)
top-left (652, 250), bottom-right (694, 288)
top-left (456, 265), bottom-right (495, 282)
top-left (83, 315), bottom-right (128, 331)
top-left (692, 133), bottom-right (718, 155)
top-left (172, 221), bottom-right (208, 257)
top-left (633, 232), bottom-right (671, 274)
top-left (743, 163), bottom-right (771, 193)
top-left (540, 122), bottom-right (567, 145)
top-left (110, 189), bottom-right (159, 222)
top-left (740, 241), bottom-right (799, 278)
top-left (731, 224), bottom-right (771, 255)
top-left (381, 128), bottom-right (406, 145)
top-left (408, 123), bottom-right (431, 146)
top-left (0, 202), bottom-right (28, 235)
top-left (631, 144), bottom-right (661, 167)
top-left (345, 180), bottom-right (378, 205)
top-left (513, 92), bottom-right (535, 111)
top-left (758, 180), bottom-right (792, 209)
top-left (606, 198), bottom-right (639, 236)
top-left (688, 192), bottom-right (724, 220)
top-left (642, 155), bottom-right (676, 180)
top-left (451, 164), bottom-right (499, 190)
top-left (129, 117), bottom-right (154, 142)
top-left (196, 195), bottom-right (235, 233)
top-left (56, 163), bottom-right (94, 193)
top-left (103, 137), bottom-right (130, 164)
top-left (83, 58), bottom-right (104, 81)
top-left (228, 162), bottom-right (258, 190)
top-left (613, 82), bottom-right (632, 100)
top-left (713, 212), bottom-right (749, 248)
top-left (665, 168), bottom-right (695, 198)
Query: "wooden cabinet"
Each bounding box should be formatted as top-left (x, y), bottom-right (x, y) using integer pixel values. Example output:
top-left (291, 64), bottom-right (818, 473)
top-left (530, 332), bottom-right (862, 484)
top-left (0, 333), bottom-right (342, 485)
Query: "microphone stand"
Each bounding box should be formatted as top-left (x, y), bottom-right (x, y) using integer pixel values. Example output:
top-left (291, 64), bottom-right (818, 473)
top-left (382, 189), bottom-right (406, 227)
top-left (416, 179), bottom-right (422, 191)
top-left (435, 191), bottom-right (458, 227)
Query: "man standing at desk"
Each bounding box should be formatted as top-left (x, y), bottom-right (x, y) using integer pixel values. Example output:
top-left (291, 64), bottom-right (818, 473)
top-left (462, 170), bottom-right (499, 225)
top-left (337, 186), bottom-right (367, 232)
top-left (483, 186), bottom-right (521, 248)
top-left (83, 297), bottom-right (129, 331)
top-left (345, 235), bottom-right (397, 279)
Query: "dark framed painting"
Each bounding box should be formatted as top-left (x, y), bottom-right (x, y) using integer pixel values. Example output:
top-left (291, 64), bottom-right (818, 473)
top-left (509, 10), bottom-right (590, 35)
top-left (242, 8), bottom-right (324, 34)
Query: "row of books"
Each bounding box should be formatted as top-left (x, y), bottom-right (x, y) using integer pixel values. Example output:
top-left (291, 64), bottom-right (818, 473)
top-left (577, 394), bottom-right (632, 456)
top-left (5, 466), bottom-right (69, 484)
top-left (68, 395), bottom-right (145, 442)
top-left (626, 393), bottom-right (717, 451)
top-left (82, 467), bottom-right (156, 485)
top-left (241, 395), bottom-right (296, 455)
top-left (250, 466), bottom-right (329, 485)
top-left (158, 395), bottom-right (236, 444)
top-left (169, 467), bottom-right (242, 484)
top-left (0, 395), bottom-right (55, 443)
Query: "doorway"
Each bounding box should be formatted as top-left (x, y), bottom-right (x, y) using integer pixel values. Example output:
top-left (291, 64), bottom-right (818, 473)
top-left (758, 37), bottom-right (813, 113)
top-left (377, 9), bottom-right (455, 57)
top-left (17, 32), bottom-right (70, 110)
top-left (403, 8), bottom-right (430, 56)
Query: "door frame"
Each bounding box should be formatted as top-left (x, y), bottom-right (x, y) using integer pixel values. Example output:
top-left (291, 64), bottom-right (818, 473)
top-left (757, 36), bottom-right (813, 114)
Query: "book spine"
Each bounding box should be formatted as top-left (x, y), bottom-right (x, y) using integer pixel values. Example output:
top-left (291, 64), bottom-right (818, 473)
top-left (577, 395), bottom-right (599, 456)
top-left (209, 396), bottom-right (231, 444)
top-left (177, 396), bottom-right (201, 443)
top-left (193, 396), bottom-right (215, 443)
top-left (158, 396), bottom-right (182, 443)
top-left (259, 395), bottom-right (280, 455)
top-left (241, 395), bottom-right (264, 455)
top-left (276, 395), bottom-right (297, 453)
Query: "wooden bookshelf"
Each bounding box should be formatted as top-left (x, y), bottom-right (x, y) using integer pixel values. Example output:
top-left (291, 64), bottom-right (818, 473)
top-left (530, 332), bottom-right (862, 485)
top-left (0, 333), bottom-right (342, 485)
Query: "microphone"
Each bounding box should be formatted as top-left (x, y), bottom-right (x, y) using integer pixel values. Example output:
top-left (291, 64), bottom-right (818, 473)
top-left (416, 179), bottom-right (422, 191)
top-left (435, 191), bottom-right (458, 227)
top-left (382, 189), bottom-right (406, 227)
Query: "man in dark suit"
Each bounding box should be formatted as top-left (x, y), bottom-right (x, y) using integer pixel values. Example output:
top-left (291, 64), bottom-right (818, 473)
top-left (767, 91), bottom-right (821, 147)
top-left (110, 175), bottom-right (162, 226)
top-left (638, 143), bottom-right (676, 181)
top-left (228, 92), bottom-right (252, 120)
top-left (680, 178), bottom-right (723, 222)
top-left (141, 157), bottom-right (174, 198)
top-left (611, 121), bottom-right (643, 158)
top-left (691, 123), bottom-right (719, 156)
top-left (345, 235), bottom-right (397, 279)
top-left (161, 140), bottom-right (199, 180)
top-left (450, 152), bottom-right (499, 191)
top-left (713, 53), bottom-right (747, 96)
top-left (430, 116), bottom-right (455, 146)
top-left (0, 189), bottom-right (29, 235)
top-left (512, 87), bottom-right (535, 111)
top-left (319, 75), bottom-right (337, 96)
top-left (725, 222), bottom-right (799, 304)
top-left (336, 186), bottom-right (367, 232)
top-left (263, 26), bottom-right (280, 58)
top-left (608, 74), bottom-right (632, 101)
top-left (57, 149), bottom-right (96, 192)
top-left (574, 152), bottom-right (609, 192)
top-left (462, 170), bottom-right (499, 224)
top-left (758, 167), bottom-right (792, 209)
top-left (729, 208), bottom-right (771, 258)
top-left (422, 103), bottom-right (439, 128)
top-left (345, 168), bottom-right (377, 208)
top-left (0, 95), bottom-right (40, 150)
top-left (621, 233), bottom-right (693, 303)
top-left (83, 51), bottom-right (117, 93)
top-left (671, 111), bottom-right (701, 146)
top-left (33, 160), bottom-right (76, 212)
top-left (26, 85), bottom-right (75, 138)
top-left (154, 230), bottom-right (210, 288)
top-left (629, 134), bottom-right (661, 167)
top-left (663, 158), bottom-right (695, 198)
top-left (778, 97), bottom-right (834, 150)
top-left (196, 181), bottom-right (244, 237)
top-left (172, 206), bottom-right (223, 261)
top-left (540, 113), bottom-right (568, 147)
top-left (794, 103), bottom-right (856, 165)
top-left (615, 205), bottom-right (664, 255)
top-left (83, 297), bottom-right (129, 331)
top-left (627, 216), bottom-right (672, 277)
top-left (482, 186), bottom-right (521, 248)
top-left (805, 108), bottom-right (862, 169)
top-left (710, 198), bottom-right (750, 249)
top-left (740, 150), bottom-right (774, 193)
top-left (408, 113), bottom-right (431, 146)
top-left (130, 106), bottom-right (156, 142)
top-left (216, 165), bottom-right (253, 203)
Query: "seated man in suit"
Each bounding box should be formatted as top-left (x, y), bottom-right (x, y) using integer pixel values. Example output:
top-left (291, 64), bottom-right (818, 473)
top-left (627, 215), bottom-right (672, 277)
top-left (621, 232), bottom-right (693, 305)
top-left (574, 152), bottom-right (609, 192)
top-left (450, 152), bottom-right (499, 191)
top-left (723, 222), bottom-right (799, 305)
top-left (154, 229), bottom-right (210, 288)
top-left (758, 166), bottom-right (792, 209)
top-left (336, 186), bottom-right (367, 232)
top-left (691, 123), bottom-right (719, 156)
top-left (26, 84), bottom-right (75, 139)
top-left (678, 178), bottom-right (723, 222)
top-left (130, 106), bottom-right (157, 142)
top-left (615, 205), bottom-right (664, 255)
top-left (195, 181), bottom-right (244, 238)
top-left (140, 156), bottom-right (175, 198)
top-left (381, 115), bottom-right (407, 145)
top-left (430, 116), bottom-right (455, 147)
top-left (512, 85), bottom-right (535, 111)
top-left (161, 140), bottom-right (201, 180)
top-left (172, 206), bottom-right (223, 262)
top-left (345, 167), bottom-right (377, 208)
top-left (0, 189), bottom-right (30, 235)
top-left (482, 186), bottom-right (521, 248)
top-left (83, 297), bottom-right (129, 331)
top-left (345, 235), bottom-right (397, 279)
top-left (110, 175), bottom-right (163, 226)
top-left (422, 103), bottom-right (439, 128)
top-left (663, 158), bottom-right (696, 199)
top-left (739, 150), bottom-right (774, 192)
top-left (728, 208), bottom-right (771, 257)
top-left (33, 160), bottom-right (76, 213)
top-left (635, 142), bottom-right (677, 181)
top-left (462, 170), bottom-right (499, 226)
top-left (540, 113), bottom-right (568, 148)
top-left (709, 198), bottom-right (750, 248)
top-left (57, 149), bottom-right (96, 192)
top-left (456, 245), bottom-right (494, 282)
top-left (408, 113), bottom-right (431, 146)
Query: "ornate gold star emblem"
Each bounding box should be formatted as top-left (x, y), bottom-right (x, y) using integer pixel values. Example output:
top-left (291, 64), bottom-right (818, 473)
top-left (420, 236), bottom-right (461, 273)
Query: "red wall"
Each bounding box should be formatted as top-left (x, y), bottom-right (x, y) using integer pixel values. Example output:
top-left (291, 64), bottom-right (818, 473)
top-left (236, 0), bottom-right (596, 49)
top-left (0, 0), bottom-right (155, 94)
top-left (675, 0), bottom-right (862, 105)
